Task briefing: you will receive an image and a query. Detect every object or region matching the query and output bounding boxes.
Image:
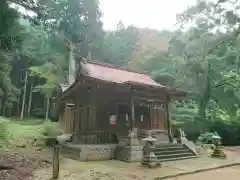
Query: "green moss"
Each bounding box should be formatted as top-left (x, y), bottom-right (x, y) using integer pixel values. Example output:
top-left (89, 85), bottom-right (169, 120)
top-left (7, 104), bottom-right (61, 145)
top-left (0, 117), bottom-right (63, 148)
top-left (0, 121), bottom-right (7, 148)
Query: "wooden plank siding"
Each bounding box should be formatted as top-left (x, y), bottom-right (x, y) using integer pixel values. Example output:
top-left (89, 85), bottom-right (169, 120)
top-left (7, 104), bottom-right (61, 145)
top-left (150, 106), bottom-right (165, 130)
top-left (62, 77), bottom-right (168, 137)
top-left (63, 106), bottom-right (74, 133)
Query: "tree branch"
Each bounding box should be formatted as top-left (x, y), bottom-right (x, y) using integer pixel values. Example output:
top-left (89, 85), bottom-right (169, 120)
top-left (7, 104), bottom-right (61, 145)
top-left (8, 0), bottom-right (39, 13)
top-left (214, 75), bottom-right (240, 88)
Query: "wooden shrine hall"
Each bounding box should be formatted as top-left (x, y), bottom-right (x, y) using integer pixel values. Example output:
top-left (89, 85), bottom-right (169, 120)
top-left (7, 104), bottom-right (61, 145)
top-left (58, 59), bottom-right (186, 146)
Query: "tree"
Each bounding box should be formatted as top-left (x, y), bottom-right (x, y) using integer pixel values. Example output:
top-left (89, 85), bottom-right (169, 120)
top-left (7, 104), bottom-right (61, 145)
top-left (39, 0), bottom-right (104, 60)
top-left (99, 25), bottom-right (139, 65)
top-left (30, 61), bottom-right (63, 120)
top-left (0, 1), bottom-right (25, 116)
top-left (174, 0), bottom-right (240, 131)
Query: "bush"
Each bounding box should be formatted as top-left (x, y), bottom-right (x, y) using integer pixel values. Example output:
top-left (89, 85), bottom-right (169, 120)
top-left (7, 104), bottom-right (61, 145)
top-left (209, 120), bottom-right (240, 146)
top-left (42, 120), bottom-right (63, 137)
top-left (0, 117), bottom-right (64, 148)
top-left (196, 132), bottom-right (216, 145)
top-left (7, 120), bottom-right (45, 148)
top-left (0, 121), bottom-right (8, 148)
top-left (32, 108), bottom-right (45, 118)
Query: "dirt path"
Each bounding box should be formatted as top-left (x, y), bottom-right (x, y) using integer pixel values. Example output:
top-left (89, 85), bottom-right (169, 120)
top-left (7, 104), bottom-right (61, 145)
top-left (30, 159), bottom-right (183, 180)
top-left (2, 147), bottom-right (240, 180)
top-left (0, 149), bottom-right (51, 180)
top-left (166, 166), bottom-right (240, 180)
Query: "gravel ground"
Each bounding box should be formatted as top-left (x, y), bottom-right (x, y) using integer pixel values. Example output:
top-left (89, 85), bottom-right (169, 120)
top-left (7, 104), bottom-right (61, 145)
top-left (29, 168), bottom-right (150, 180)
top-left (1, 147), bottom-right (240, 180)
top-left (167, 166), bottom-right (240, 180)
top-left (0, 148), bottom-right (152, 180)
top-left (0, 149), bottom-right (51, 180)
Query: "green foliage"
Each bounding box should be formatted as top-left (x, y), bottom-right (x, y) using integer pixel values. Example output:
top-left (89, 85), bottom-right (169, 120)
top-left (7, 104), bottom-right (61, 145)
top-left (0, 120), bottom-right (8, 148)
top-left (209, 120), bottom-right (240, 145)
top-left (42, 120), bottom-right (63, 137)
top-left (0, 117), bottom-right (63, 148)
top-left (0, 2), bottom-right (26, 114)
top-left (32, 108), bottom-right (45, 118)
top-left (39, 0), bottom-right (104, 58)
top-left (3, 0), bottom-right (240, 147)
top-left (196, 132), bottom-right (217, 145)
top-left (99, 24), bottom-right (139, 65)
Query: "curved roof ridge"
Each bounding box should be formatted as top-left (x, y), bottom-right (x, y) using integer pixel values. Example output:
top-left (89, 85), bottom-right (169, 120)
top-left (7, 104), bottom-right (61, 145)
top-left (83, 58), bottom-right (148, 75)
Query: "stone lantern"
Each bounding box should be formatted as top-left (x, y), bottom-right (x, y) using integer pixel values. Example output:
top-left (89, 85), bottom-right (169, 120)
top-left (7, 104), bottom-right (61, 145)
top-left (211, 134), bottom-right (226, 159)
top-left (141, 132), bottom-right (161, 168)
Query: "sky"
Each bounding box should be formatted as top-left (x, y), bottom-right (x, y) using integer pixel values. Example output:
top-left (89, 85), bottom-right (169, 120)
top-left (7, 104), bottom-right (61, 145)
top-left (99, 0), bottom-right (197, 30)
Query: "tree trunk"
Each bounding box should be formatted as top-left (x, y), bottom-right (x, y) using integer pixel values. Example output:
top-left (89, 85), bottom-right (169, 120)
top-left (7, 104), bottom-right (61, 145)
top-left (68, 41), bottom-right (75, 84)
top-left (0, 96), bottom-right (6, 116)
top-left (17, 96), bottom-right (20, 116)
top-left (45, 96), bottom-right (50, 121)
top-left (166, 95), bottom-right (173, 143)
top-left (198, 99), bottom-right (207, 133)
top-left (2, 106), bottom-right (6, 117)
top-left (27, 83), bottom-right (33, 117)
top-left (9, 107), bottom-right (12, 117)
top-left (198, 65), bottom-right (211, 133)
top-left (20, 70), bottom-right (28, 120)
top-left (0, 99), bottom-right (2, 116)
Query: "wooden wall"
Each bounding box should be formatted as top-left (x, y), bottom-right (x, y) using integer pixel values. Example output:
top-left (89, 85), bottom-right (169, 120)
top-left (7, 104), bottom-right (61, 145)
top-left (63, 106), bottom-right (74, 133)
top-left (61, 77), bottom-right (169, 135)
top-left (150, 107), bottom-right (165, 130)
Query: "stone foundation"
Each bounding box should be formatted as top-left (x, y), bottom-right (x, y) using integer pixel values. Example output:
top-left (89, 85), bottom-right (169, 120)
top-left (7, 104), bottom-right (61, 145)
top-left (62, 143), bottom-right (143, 162)
top-left (61, 144), bottom-right (116, 161)
top-left (115, 145), bottom-right (142, 162)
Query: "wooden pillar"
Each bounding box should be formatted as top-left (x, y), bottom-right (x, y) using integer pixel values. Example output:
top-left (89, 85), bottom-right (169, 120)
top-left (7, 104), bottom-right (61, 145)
top-left (52, 145), bottom-right (60, 179)
top-left (166, 94), bottom-right (173, 143)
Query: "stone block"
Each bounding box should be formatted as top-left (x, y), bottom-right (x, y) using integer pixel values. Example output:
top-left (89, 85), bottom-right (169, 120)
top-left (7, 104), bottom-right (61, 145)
top-left (115, 145), bottom-right (142, 162)
top-left (61, 144), bottom-right (117, 161)
top-left (79, 144), bottom-right (116, 161)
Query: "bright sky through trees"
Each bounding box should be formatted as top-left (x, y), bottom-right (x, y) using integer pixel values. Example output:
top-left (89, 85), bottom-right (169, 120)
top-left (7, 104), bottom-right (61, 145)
top-left (99, 0), bottom-right (197, 30)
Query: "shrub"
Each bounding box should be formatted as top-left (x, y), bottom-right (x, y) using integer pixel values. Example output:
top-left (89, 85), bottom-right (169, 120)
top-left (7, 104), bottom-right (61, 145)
top-left (32, 108), bottom-right (45, 118)
top-left (0, 121), bottom-right (8, 148)
top-left (42, 120), bottom-right (63, 137)
top-left (196, 132), bottom-right (217, 145)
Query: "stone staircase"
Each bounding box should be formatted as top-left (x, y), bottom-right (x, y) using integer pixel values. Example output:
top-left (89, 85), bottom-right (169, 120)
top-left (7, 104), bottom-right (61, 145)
top-left (154, 143), bottom-right (197, 162)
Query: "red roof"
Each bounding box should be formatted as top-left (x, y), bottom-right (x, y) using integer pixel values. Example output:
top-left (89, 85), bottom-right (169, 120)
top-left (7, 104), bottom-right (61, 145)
top-left (82, 60), bottom-right (163, 87)
top-left (59, 60), bottom-right (186, 100)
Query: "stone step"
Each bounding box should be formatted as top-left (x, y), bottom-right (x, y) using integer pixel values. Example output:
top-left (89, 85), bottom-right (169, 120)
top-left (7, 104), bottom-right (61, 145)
top-left (154, 143), bottom-right (197, 161)
top-left (156, 152), bottom-right (194, 159)
top-left (159, 155), bottom-right (198, 162)
top-left (156, 143), bottom-right (184, 148)
top-left (154, 149), bottom-right (190, 155)
top-left (155, 146), bottom-right (185, 152)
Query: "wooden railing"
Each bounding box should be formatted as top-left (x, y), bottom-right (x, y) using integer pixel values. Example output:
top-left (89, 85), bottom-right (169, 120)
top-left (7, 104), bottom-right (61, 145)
top-left (73, 131), bottom-right (118, 144)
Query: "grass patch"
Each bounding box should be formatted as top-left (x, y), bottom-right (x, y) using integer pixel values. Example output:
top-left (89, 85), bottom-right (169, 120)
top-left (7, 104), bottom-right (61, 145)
top-left (0, 116), bottom-right (63, 148)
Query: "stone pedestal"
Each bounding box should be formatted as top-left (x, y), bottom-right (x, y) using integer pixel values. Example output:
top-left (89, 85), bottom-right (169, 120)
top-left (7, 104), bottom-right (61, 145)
top-left (141, 133), bottom-right (161, 168)
top-left (211, 135), bottom-right (226, 159)
top-left (127, 129), bottom-right (139, 146)
top-left (115, 145), bottom-right (142, 162)
top-left (211, 147), bottom-right (226, 159)
top-left (115, 129), bottom-right (142, 162)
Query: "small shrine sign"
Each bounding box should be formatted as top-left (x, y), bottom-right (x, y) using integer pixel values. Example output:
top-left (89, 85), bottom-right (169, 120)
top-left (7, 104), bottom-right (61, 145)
top-left (110, 115), bottom-right (116, 125)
